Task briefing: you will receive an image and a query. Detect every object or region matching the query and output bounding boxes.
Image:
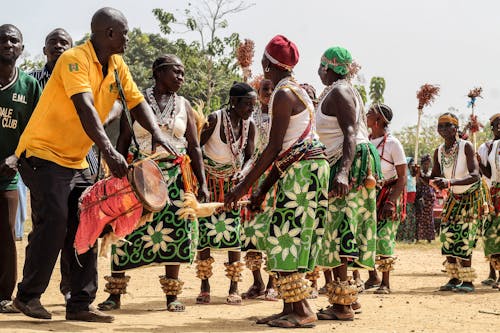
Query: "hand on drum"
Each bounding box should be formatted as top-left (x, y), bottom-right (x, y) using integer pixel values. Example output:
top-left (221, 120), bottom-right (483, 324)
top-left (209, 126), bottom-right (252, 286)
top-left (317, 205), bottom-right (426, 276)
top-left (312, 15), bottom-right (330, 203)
top-left (102, 147), bottom-right (128, 178)
top-left (152, 133), bottom-right (180, 157)
top-left (0, 154), bottom-right (19, 178)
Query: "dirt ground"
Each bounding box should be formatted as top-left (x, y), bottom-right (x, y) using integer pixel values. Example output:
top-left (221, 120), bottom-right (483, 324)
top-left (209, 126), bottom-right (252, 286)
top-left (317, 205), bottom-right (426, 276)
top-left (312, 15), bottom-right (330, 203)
top-left (1, 241), bottom-right (499, 333)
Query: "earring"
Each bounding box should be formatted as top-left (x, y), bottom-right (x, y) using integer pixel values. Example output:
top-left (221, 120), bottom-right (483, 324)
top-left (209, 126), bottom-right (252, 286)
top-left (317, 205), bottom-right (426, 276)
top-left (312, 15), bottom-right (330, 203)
top-left (265, 66), bottom-right (270, 73)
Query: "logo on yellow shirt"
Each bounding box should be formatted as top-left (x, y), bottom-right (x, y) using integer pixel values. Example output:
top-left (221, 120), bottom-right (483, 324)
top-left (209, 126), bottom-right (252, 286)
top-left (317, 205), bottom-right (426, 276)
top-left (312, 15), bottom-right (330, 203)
top-left (109, 82), bottom-right (119, 93)
top-left (69, 63), bottom-right (79, 72)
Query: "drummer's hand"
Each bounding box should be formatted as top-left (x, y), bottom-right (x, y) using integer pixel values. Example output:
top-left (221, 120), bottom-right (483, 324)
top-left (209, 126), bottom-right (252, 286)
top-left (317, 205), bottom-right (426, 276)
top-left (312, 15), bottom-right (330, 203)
top-left (152, 133), bottom-right (180, 157)
top-left (102, 147), bottom-right (128, 178)
top-left (224, 183), bottom-right (247, 210)
top-left (0, 154), bottom-right (19, 178)
top-left (249, 189), bottom-right (266, 213)
top-left (198, 184), bottom-right (210, 203)
top-left (329, 170), bottom-right (349, 198)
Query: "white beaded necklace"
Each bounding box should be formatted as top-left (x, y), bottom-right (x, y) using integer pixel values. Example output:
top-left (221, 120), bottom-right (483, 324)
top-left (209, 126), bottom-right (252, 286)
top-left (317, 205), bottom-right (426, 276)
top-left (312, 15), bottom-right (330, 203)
top-left (146, 87), bottom-right (177, 129)
top-left (222, 107), bottom-right (248, 170)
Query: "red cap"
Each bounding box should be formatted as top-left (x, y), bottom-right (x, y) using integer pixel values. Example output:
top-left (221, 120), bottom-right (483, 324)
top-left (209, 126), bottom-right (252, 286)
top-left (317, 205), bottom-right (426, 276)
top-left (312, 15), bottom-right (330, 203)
top-left (264, 35), bottom-right (299, 71)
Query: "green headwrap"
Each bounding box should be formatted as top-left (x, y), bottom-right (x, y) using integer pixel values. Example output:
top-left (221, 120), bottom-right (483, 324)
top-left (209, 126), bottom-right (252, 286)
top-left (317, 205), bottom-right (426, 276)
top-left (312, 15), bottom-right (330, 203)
top-left (321, 46), bottom-right (352, 76)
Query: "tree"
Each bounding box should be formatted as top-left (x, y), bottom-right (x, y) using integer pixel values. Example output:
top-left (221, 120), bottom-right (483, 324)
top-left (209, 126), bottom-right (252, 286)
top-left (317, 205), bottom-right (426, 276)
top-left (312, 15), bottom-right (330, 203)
top-left (369, 77), bottom-right (385, 104)
top-left (354, 85), bottom-right (367, 105)
top-left (153, 0), bottom-right (253, 112)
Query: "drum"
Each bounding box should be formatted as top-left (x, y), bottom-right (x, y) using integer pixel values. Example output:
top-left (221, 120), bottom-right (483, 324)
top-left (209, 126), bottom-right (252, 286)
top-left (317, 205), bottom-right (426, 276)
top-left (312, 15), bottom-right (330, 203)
top-left (74, 159), bottom-right (168, 255)
top-left (128, 158), bottom-right (168, 212)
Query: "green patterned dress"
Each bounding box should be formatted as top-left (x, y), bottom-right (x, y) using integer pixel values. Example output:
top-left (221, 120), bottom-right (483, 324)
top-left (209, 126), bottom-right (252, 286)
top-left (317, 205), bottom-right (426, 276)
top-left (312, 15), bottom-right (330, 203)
top-left (437, 140), bottom-right (487, 260)
top-left (241, 109), bottom-right (272, 252)
top-left (112, 161), bottom-right (199, 272)
top-left (198, 108), bottom-right (249, 251)
top-left (111, 93), bottom-right (198, 272)
top-left (265, 157), bottom-right (329, 272)
top-left (317, 143), bottom-right (381, 270)
top-left (197, 157), bottom-right (242, 251)
top-left (484, 183), bottom-right (500, 258)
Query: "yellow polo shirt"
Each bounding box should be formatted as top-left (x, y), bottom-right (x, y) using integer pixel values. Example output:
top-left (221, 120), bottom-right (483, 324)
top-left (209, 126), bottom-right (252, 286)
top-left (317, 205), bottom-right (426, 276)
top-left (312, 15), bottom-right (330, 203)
top-left (16, 40), bottom-right (144, 169)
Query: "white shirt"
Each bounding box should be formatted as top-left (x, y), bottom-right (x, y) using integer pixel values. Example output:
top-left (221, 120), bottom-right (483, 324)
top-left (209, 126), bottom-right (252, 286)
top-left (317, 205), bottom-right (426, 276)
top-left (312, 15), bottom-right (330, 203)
top-left (370, 133), bottom-right (406, 180)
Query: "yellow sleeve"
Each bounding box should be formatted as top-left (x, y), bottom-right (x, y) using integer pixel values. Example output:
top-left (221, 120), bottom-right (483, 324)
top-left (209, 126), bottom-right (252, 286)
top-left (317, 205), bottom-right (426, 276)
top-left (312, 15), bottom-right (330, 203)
top-left (58, 50), bottom-right (92, 98)
top-left (115, 56), bottom-right (144, 110)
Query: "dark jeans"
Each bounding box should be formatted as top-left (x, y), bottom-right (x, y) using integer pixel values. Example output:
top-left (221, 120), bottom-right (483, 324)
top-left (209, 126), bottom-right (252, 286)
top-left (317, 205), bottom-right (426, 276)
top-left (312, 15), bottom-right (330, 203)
top-left (16, 156), bottom-right (96, 312)
top-left (0, 189), bottom-right (18, 301)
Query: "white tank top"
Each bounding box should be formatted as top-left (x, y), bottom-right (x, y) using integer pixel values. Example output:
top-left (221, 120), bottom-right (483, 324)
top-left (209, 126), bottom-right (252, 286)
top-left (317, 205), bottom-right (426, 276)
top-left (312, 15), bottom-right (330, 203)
top-left (136, 93), bottom-right (188, 152)
top-left (316, 81), bottom-right (369, 163)
top-left (203, 109), bottom-right (247, 165)
top-left (269, 77), bottom-right (315, 154)
top-left (438, 140), bottom-right (473, 194)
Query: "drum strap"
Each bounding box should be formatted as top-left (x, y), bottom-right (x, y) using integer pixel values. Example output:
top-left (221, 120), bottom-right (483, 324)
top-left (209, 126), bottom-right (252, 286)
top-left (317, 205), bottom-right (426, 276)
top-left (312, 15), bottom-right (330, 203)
top-left (114, 69), bottom-right (140, 158)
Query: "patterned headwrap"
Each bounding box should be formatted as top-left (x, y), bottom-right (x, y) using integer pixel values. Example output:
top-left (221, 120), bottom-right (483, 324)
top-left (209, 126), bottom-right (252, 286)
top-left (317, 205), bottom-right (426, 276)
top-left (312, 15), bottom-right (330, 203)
top-left (321, 46), bottom-right (352, 76)
top-left (438, 114), bottom-right (459, 126)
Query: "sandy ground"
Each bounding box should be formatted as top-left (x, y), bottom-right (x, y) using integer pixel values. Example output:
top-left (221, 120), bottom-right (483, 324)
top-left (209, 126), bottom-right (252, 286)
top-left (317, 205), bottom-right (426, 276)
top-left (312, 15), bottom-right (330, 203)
top-left (1, 241), bottom-right (499, 333)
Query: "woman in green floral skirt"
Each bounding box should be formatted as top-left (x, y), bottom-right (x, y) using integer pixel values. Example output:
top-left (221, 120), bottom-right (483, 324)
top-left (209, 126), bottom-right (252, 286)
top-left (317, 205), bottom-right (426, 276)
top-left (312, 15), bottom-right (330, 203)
top-left (98, 55), bottom-right (209, 312)
top-left (366, 104), bottom-right (407, 294)
top-left (431, 113), bottom-right (487, 293)
top-left (314, 46), bottom-right (381, 321)
top-left (196, 82), bottom-right (256, 305)
top-left (225, 35), bottom-right (329, 329)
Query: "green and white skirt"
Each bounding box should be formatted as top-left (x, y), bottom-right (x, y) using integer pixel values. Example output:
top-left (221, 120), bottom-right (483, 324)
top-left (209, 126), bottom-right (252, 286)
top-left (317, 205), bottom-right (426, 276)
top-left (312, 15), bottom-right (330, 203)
top-left (198, 158), bottom-right (241, 251)
top-left (264, 158), bottom-right (329, 273)
top-left (484, 183), bottom-right (500, 258)
top-left (111, 163), bottom-right (198, 272)
top-left (440, 181), bottom-right (487, 260)
top-left (317, 143), bottom-right (380, 270)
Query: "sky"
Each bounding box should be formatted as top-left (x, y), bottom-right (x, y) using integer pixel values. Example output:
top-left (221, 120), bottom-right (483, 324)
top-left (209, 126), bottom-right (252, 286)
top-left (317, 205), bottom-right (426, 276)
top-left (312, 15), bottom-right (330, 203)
top-left (3, 0), bottom-right (500, 131)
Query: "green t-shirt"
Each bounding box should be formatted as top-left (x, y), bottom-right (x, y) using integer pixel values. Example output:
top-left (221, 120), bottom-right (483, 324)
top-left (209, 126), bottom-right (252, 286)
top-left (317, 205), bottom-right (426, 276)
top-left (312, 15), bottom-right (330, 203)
top-left (0, 68), bottom-right (41, 190)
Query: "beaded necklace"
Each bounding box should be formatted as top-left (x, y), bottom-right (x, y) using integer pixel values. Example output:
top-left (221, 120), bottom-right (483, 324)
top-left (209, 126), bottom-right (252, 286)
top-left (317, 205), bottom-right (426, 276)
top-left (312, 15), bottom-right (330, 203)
top-left (254, 105), bottom-right (270, 153)
top-left (440, 140), bottom-right (459, 177)
top-left (146, 87), bottom-right (177, 128)
top-left (317, 78), bottom-right (348, 106)
top-left (222, 107), bottom-right (248, 170)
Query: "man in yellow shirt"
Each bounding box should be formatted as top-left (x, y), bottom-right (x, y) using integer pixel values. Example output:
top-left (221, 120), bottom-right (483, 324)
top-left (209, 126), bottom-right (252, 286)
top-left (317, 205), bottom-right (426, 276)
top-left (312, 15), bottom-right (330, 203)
top-left (11, 7), bottom-right (176, 323)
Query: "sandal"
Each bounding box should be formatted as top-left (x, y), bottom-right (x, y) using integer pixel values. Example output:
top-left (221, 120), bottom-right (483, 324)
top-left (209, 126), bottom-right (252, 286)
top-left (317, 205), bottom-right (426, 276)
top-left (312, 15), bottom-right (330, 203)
top-left (268, 314), bottom-right (316, 328)
top-left (374, 286), bottom-right (391, 294)
top-left (364, 280), bottom-right (381, 290)
top-left (196, 292), bottom-right (210, 305)
top-left (317, 306), bottom-right (354, 321)
top-left (454, 284), bottom-right (475, 293)
top-left (439, 282), bottom-right (458, 291)
top-left (481, 277), bottom-right (496, 286)
top-left (242, 285), bottom-right (265, 299)
top-left (226, 293), bottom-right (242, 305)
top-left (256, 312), bottom-right (285, 324)
top-left (167, 300), bottom-right (185, 312)
top-left (264, 288), bottom-right (279, 301)
top-left (97, 299), bottom-right (120, 311)
top-left (318, 286), bottom-right (328, 295)
top-left (351, 301), bottom-right (362, 314)
top-left (0, 300), bottom-right (20, 313)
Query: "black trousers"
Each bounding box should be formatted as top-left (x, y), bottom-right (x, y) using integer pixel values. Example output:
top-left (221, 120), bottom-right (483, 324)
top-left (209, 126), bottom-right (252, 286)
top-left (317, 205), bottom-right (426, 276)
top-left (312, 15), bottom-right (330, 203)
top-left (16, 156), bottom-right (96, 312)
top-left (0, 189), bottom-right (18, 301)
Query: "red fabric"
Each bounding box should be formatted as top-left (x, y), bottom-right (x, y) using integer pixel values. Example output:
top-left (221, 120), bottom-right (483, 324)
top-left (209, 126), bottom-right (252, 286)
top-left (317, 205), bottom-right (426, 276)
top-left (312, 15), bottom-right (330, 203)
top-left (265, 35), bottom-right (299, 69)
top-left (75, 177), bottom-right (143, 255)
top-left (406, 192), bottom-right (416, 203)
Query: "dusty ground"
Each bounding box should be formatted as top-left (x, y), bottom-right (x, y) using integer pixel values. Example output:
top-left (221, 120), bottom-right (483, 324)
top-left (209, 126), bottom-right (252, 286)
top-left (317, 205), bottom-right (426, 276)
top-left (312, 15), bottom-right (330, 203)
top-left (1, 241), bottom-right (499, 333)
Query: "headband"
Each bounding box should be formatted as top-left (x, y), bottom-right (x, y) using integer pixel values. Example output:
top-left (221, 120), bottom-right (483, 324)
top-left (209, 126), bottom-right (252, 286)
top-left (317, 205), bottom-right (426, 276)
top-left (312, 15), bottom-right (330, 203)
top-left (264, 50), bottom-right (294, 72)
top-left (438, 114), bottom-right (459, 126)
top-left (373, 104), bottom-right (391, 124)
top-left (152, 62), bottom-right (182, 72)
